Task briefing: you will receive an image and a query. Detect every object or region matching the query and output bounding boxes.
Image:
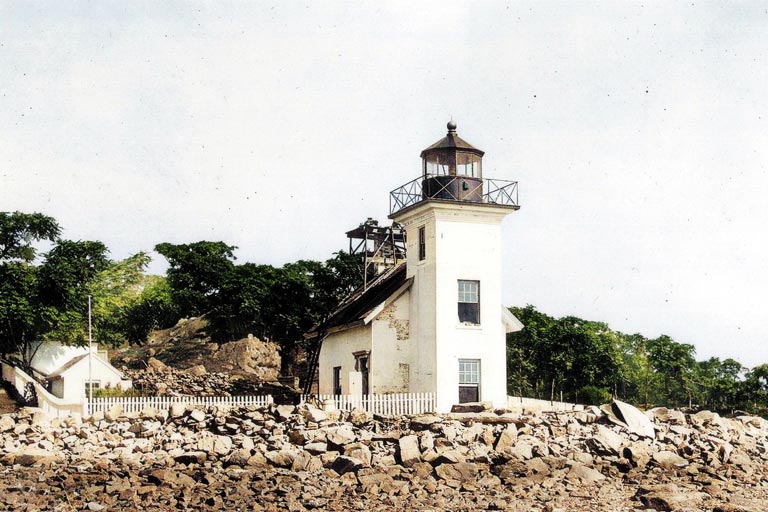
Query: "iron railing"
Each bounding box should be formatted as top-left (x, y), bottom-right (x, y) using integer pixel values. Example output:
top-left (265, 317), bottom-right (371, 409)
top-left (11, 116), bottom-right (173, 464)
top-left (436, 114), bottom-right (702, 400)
top-left (389, 175), bottom-right (519, 215)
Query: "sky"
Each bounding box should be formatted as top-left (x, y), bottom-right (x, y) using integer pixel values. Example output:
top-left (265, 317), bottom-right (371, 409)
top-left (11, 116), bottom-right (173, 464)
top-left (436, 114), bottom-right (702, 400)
top-left (2, 2), bottom-right (768, 367)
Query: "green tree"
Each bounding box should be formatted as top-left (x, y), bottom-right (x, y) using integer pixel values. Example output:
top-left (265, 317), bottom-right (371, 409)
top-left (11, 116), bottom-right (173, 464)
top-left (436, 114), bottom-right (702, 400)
top-left (0, 211), bottom-right (60, 263)
top-left (87, 252), bottom-right (152, 346)
top-left (617, 333), bottom-right (659, 407)
top-left (646, 335), bottom-right (697, 407)
top-left (208, 251), bottom-right (363, 375)
top-left (33, 240), bottom-right (110, 354)
top-left (506, 305), bottom-right (555, 398)
top-left (155, 241), bottom-right (236, 316)
top-left (123, 276), bottom-right (180, 345)
top-left (0, 211), bottom-right (61, 361)
top-left (741, 364), bottom-right (768, 415)
top-left (0, 263), bottom-right (38, 358)
top-left (695, 357), bottom-right (743, 413)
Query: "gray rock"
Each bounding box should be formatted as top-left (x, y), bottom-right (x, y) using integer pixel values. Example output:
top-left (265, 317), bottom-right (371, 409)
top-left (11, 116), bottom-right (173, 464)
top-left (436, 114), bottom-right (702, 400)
top-left (301, 405), bottom-right (328, 423)
top-left (0, 415), bottom-right (15, 432)
top-left (189, 409), bottom-right (206, 423)
top-left (343, 442), bottom-right (372, 467)
top-left (652, 450), bottom-right (688, 468)
top-left (410, 414), bottom-right (443, 428)
top-left (567, 462), bottom-right (605, 484)
top-left (398, 435), bottom-right (421, 467)
top-left (326, 425), bottom-right (356, 446)
top-left (168, 403), bottom-right (186, 418)
top-left (104, 404), bottom-right (123, 422)
top-left (588, 424), bottom-right (623, 455)
top-left (304, 441), bottom-right (328, 454)
top-left (275, 405), bottom-right (295, 420)
top-left (611, 399), bottom-right (655, 438)
top-left (266, 448), bottom-right (296, 468)
top-left (494, 425), bottom-right (518, 453)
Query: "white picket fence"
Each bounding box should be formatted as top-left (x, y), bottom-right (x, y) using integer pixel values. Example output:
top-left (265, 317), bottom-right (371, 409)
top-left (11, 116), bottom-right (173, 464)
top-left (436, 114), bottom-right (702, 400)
top-left (86, 392), bottom-right (435, 418)
top-left (87, 394), bottom-right (274, 416)
top-left (303, 392), bottom-right (435, 417)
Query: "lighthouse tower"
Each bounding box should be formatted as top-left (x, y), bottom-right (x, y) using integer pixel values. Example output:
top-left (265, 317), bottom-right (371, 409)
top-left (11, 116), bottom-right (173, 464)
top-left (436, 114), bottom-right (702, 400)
top-left (389, 121), bottom-right (520, 412)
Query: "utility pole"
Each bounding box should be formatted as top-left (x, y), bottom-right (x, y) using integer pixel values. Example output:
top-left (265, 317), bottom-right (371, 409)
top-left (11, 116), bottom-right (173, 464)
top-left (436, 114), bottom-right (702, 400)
top-left (88, 295), bottom-right (93, 404)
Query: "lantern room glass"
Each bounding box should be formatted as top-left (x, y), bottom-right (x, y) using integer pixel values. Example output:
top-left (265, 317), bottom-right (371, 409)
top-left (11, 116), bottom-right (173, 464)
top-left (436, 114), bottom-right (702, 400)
top-left (423, 150), bottom-right (482, 178)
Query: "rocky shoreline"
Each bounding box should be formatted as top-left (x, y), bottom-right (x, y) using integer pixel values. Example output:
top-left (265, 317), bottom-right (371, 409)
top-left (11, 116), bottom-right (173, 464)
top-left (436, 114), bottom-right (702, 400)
top-left (0, 402), bottom-right (766, 511)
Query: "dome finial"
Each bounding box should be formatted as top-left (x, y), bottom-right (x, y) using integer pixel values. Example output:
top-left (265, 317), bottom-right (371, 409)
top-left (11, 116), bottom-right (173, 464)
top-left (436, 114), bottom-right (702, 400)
top-left (447, 118), bottom-right (457, 133)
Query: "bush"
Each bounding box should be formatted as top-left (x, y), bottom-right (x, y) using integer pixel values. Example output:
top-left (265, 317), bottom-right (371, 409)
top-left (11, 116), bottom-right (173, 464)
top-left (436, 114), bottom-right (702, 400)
top-left (579, 385), bottom-right (612, 405)
top-left (90, 386), bottom-right (146, 398)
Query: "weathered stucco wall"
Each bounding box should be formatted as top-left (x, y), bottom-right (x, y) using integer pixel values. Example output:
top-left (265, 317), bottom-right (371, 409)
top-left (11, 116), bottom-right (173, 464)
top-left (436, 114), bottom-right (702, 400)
top-left (318, 325), bottom-right (371, 395)
top-left (370, 291), bottom-right (411, 393)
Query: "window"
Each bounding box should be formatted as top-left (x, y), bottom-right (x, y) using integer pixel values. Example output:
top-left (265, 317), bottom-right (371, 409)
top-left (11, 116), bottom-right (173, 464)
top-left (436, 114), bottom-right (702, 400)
top-left (333, 366), bottom-right (342, 396)
top-left (458, 280), bottom-right (480, 324)
top-left (459, 359), bottom-right (480, 403)
top-left (84, 381), bottom-right (100, 395)
top-left (418, 226), bottom-right (426, 261)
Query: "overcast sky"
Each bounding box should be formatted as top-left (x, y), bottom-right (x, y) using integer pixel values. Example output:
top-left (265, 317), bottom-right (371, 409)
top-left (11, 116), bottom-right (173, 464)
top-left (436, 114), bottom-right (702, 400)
top-left (2, 2), bottom-right (767, 367)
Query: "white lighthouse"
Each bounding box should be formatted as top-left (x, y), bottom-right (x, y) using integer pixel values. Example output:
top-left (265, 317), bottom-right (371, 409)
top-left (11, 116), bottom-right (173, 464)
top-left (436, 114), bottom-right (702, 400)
top-left (315, 122), bottom-right (521, 412)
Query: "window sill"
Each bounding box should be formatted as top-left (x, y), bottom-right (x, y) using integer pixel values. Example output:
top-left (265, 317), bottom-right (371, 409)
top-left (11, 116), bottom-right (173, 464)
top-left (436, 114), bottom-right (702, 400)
top-left (456, 323), bottom-right (482, 330)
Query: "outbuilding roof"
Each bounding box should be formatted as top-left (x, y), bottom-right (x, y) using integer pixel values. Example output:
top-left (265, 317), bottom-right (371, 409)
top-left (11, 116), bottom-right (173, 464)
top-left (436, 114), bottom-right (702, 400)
top-left (47, 353), bottom-right (125, 380)
top-left (309, 263), bottom-right (410, 336)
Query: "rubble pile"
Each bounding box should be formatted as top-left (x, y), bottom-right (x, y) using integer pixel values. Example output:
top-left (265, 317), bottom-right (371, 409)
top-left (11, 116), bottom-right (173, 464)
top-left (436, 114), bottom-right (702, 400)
top-left (112, 317), bottom-right (282, 383)
top-left (0, 402), bottom-right (766, 511)
top-left (123, 357), bottom-right (239, 396)
top-left (122, 357), bottom-right (297, 402)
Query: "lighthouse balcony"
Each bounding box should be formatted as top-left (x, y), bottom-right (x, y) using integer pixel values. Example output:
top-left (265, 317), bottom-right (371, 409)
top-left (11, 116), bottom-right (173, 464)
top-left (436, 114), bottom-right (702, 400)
top-left (389, 174), bottom-right (520, 216)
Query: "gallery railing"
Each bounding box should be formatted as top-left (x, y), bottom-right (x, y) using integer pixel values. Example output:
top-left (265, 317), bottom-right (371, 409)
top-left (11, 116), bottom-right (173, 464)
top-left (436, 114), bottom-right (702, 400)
top-left (389, 175), bottom-right (519, 215)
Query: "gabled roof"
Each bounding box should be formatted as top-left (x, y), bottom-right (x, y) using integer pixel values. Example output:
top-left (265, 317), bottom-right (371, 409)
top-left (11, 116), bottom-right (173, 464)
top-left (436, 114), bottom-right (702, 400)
top-left (310, 264), bottom-right (410, 336)
top-left (47, 353), bottom-right (125, 380)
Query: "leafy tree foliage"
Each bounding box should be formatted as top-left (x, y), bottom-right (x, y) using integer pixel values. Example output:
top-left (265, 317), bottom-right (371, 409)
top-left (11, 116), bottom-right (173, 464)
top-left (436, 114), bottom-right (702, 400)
top-left (155, 241), bottom-right (236, 316)
top-left (0, 263), bottom-right (38, 357)
top-left (507, 304), bottom-right (767, 416)
top-left (207, 251), bottom-right (363, 375)
top-left (87, 252), bottom-right (152, 346)
top-left (37, 240), bottom-right (110, 311)
top-left (0, 211), bottom-right (60, 263)
top-left (123, 276), bottom-right (179, 345)
top-left (506, 307), bottom-right (623, 403)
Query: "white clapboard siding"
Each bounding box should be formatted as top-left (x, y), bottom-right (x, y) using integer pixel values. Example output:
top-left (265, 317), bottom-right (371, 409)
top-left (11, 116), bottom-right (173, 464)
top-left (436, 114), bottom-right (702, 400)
top-left (87, 394), bottom-right (274, 415)
top-left (301, 392), bottom-right (435, 417)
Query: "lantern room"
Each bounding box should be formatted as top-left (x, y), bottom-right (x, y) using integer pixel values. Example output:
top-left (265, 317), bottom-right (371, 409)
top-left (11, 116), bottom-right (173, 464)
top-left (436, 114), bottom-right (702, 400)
top-left (420, 121), bottom-right (484, 178)
top-left (420, 121), bottom-right (485, 203)
top-left (388, 121), bottom-right (519, 216)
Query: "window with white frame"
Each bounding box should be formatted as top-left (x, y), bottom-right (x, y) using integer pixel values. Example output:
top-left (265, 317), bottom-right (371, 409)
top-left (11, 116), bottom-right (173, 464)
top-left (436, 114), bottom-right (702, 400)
top-left (84, 381), bottom-right (100, 394)
top-left (458, 280), bottom-right (480, 324)
top-left (458, 359), bottom-right (480, 403)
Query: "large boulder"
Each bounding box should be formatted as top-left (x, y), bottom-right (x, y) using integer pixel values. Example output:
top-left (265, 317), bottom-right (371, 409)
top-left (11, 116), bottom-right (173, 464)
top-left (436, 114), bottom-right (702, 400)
top-left (611, 400), bottom-right (656, 438)
top-left (207, 335), bottom-right (281, 380)
top-left (398, 435), bottom-right (421, 467)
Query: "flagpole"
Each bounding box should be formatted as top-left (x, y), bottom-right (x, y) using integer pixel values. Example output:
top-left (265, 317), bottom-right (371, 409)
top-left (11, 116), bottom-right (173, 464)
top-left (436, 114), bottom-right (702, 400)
top-left (88, 295), bottom-right (93, 404)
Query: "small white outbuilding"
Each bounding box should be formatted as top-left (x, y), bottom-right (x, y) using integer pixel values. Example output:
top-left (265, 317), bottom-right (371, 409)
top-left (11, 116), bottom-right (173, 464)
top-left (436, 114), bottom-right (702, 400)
top-left (28, 341), bottom-right (132, 401)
